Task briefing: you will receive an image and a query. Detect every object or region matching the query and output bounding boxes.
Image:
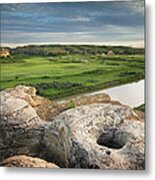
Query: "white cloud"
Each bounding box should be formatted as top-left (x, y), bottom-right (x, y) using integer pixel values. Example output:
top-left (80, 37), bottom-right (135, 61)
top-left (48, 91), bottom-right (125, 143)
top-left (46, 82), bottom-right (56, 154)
top-left (70, 16), bottom-right (90, 22)
top-left (1, 22), bottom-right (144, 48)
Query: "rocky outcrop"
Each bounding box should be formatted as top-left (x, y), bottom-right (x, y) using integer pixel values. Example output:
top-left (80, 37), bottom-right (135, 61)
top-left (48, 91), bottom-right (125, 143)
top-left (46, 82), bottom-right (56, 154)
top-left (107, 50), bottom-right (115, 55)
top-left (63, 93), bottom-right (111, 106)
top-left (47, 103), bottom-right (144, 169)
top-left (0, 48), bottom-right (10, 58)
top-left (0, 85), bottom-right (145, 169)
top-left (0, 155), bottom-right (59, 168)
top-left (0, 86), bottom-right (45, 161)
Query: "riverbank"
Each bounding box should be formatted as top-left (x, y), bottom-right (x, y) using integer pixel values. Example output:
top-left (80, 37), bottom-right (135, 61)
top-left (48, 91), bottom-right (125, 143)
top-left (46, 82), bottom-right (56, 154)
top-left (88, 79), bottom-right (144, 107)
top-left (53, 76), bottom-right (144, 102)
top-left (134, 104), bottom-right (145, 112)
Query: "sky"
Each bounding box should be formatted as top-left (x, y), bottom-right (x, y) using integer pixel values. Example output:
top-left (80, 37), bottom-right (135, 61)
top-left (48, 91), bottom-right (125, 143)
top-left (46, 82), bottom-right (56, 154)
top-left (0, 1), bottom-right (145, 47)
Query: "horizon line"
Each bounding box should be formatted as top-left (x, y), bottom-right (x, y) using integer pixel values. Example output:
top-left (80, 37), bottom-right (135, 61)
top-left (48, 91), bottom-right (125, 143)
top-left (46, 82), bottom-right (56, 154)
top-left (1, 41), bottom-right (144, 48)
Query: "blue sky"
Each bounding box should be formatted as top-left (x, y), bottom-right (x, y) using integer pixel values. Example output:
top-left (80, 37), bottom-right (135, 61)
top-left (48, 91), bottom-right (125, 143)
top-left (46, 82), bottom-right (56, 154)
top-left (1, 1), bottom-right (144, 47)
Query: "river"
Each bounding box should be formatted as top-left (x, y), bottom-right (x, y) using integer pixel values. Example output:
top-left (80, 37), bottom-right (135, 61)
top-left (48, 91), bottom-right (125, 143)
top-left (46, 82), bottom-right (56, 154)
top-left (89, 80), bottom-right (145, 107)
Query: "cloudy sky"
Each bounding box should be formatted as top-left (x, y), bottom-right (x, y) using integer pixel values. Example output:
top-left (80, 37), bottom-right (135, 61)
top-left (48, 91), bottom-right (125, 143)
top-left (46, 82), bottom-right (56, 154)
top-left (1, 1), bottom-right (144, 47)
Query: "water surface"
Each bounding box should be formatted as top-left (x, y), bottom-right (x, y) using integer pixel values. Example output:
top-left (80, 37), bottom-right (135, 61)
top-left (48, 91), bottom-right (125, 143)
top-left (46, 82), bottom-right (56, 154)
top-left (89, 80), bottom-right (144, 107)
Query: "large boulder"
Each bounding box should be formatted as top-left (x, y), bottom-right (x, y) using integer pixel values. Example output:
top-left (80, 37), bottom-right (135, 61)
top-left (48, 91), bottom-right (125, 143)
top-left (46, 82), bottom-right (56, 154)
top-left (45, 103), bottom-right (144, 169)
top-left (0, 86), bottom-right (45, 161)
top-left (0, 85), bottom-right (144, 169)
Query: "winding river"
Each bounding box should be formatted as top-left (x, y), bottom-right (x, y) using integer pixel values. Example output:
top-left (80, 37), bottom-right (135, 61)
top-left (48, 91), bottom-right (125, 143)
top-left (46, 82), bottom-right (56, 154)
top-left (89, 79), bottom-right (145, 107)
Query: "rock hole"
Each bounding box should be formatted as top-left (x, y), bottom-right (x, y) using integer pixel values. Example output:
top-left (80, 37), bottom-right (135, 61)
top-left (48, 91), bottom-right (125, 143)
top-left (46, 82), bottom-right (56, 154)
top-left (97, 129), bottom-right (131, 149)
top-left (106, 150), bottom-right (111, 155)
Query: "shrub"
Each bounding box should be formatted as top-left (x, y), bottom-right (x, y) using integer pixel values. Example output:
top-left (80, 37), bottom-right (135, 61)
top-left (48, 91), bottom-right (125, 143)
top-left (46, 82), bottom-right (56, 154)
top-left (67, 100), bottom-right (76, 109)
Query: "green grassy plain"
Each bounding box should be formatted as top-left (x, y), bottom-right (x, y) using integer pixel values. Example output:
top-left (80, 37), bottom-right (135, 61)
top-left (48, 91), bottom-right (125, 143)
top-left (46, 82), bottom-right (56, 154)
top-left (0, 53), bottom-right (144, 100)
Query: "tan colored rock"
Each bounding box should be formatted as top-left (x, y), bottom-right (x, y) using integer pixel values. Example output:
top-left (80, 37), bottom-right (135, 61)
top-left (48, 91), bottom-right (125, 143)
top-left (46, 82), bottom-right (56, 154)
top-left (107, 50), bottom-right (115, 55)
top-left (36, 92), bottom-right (111, 121)
top-left (0, 155), bottom-right (59, 168)
top-left (70, 93), bottom-right (111, 106)
top-left (3, 85), bottom-right (38, 107)
top-left (0, 49), bottom-right (10, 58)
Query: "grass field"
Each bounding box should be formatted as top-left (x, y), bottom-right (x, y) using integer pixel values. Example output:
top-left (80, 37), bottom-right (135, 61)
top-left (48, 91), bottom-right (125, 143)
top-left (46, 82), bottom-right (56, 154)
top-left (0, 53), bottom-right (145, 100)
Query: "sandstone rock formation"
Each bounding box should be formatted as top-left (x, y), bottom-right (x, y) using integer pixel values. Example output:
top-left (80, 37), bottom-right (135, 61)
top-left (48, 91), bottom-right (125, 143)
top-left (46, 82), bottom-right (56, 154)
top-left (0, 85), bottom-right (145, 169)
top-left (0, 86), bottom-right (44, 161)
top-left (107, 50), bottom-right (115, 55)
top-left (0, 48), bottom-right (10, 58)
top-left (46, 103), bottom-right (144, 169)
top-left (0, 155), bottom-right (59, 168)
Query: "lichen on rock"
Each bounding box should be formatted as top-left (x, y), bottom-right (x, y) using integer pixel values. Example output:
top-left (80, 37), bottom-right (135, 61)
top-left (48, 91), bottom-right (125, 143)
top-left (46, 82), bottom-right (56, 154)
top-left (48, 103), bottom-right (144, 169)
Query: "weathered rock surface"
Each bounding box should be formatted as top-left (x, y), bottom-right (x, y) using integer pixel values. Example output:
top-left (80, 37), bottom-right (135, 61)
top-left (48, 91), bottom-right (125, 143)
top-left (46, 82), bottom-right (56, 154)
top-left (47, 103), bottom-right (144, 169)
top-left (36, 92), bottom-right (111, 121)
top-left (0, 85), bottom-right (145, 169)
top-left (0, 86), bottom-right (45, 161)
top-left (0, 155), bottom-right (59, 168)
top-left (62, 93), bottom-right (111, 106)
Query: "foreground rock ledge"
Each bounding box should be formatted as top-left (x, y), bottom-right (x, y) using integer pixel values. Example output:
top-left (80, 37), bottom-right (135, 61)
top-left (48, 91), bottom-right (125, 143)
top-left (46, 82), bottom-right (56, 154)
top-left (0, 155), bottom-right (59, 168)
top-left (0, 85), bottom-right (145, 169)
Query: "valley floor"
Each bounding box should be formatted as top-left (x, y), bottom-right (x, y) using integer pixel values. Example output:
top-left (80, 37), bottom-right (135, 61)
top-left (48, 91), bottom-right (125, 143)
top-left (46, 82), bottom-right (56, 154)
top-left (1, 54), bottom-right (144, 100)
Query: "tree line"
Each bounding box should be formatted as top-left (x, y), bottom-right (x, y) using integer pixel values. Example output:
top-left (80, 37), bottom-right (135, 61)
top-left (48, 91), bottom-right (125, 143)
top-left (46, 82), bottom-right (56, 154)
top-left (1, 45), bottom-right (144, 56)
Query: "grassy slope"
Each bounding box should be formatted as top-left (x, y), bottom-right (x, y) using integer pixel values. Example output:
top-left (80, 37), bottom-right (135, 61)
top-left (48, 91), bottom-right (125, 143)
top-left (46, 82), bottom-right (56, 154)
top-left (134, 104), bottom-right (145, 112)
top-left (0, 54), bottom-right (144, 100)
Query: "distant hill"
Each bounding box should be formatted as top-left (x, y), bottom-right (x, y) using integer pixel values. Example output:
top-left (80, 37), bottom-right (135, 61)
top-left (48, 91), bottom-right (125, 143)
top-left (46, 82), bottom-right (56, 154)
top-left (2, 45), bottom-right (144, 56)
